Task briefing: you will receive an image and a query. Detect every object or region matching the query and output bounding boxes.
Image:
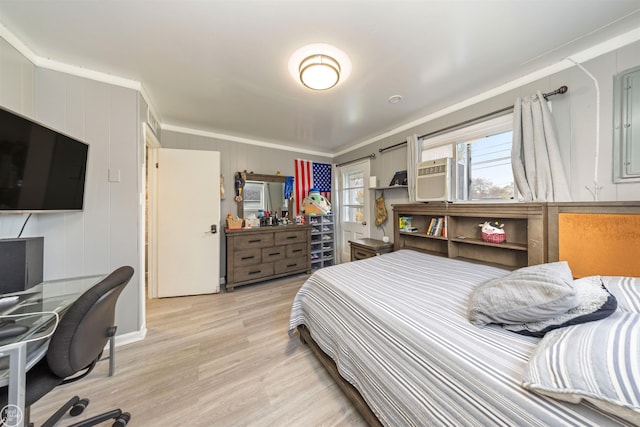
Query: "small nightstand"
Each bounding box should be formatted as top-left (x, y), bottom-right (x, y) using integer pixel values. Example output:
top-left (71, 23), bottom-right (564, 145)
top-left (349, 238), bottom-right (394, 261)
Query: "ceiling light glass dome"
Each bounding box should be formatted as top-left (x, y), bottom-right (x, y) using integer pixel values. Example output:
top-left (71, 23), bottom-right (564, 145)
top-left (289, 44), bottom-right (351, 91)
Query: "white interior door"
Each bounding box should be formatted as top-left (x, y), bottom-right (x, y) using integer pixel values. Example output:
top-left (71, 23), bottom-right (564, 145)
top-left (157, 148), bottom-right (220, 297)
top-left (338, 161), bottom-right (370, 261)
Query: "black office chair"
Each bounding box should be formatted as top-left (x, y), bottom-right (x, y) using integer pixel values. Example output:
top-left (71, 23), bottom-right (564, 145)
top-left (0, 266), bottom-right (134, 427)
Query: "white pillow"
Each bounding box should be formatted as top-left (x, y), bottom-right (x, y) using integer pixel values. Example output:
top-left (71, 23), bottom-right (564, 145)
top-left (468, 262), bottom-right (578, 327)
top-left (522, 312), bottom-right (640, 425)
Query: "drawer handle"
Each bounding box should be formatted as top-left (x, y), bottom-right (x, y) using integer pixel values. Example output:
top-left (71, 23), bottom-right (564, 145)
top-left (292, 249), bottom-right (302, 253)
top-left (248, 270), bottom-right (262, 275)
top-left (241, 256), bottom-right (255, 260)
top-left (248, 239), bottom-right (261, 243)
top-left (356, 251), bottom-right (368, 257)
top-left (268, 252), bottom-right (281, 256)
top-left (286, 263), bottom-right (297, 268)
top-left (286, 235), bottom-right (297, 240)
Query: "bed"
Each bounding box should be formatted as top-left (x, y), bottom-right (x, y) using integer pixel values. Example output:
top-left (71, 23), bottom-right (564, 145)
top-left (288, 202), bottom-right (640, 426)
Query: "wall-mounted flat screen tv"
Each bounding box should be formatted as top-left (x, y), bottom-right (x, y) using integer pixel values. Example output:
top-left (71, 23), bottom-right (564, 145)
top-left (0, 106), bottom-right (89, 213)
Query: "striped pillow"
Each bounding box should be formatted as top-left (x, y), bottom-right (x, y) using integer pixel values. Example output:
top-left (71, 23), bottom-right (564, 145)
top-left (468, 262), bottom-right (578, 327)
top-left (522, 312), bottom-right (640, 425)
top-left (503, 276), bottom-right (617, 337)
top-left (603, 276), bottom-right (640, 313)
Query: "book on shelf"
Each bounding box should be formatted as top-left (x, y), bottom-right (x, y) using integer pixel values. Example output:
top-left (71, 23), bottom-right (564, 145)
top-left (434, 218), bottom-right (444, 236)
top-left (426, 218), bottom-right (435, 234)
top-left (426, 216), bottom-right (446, 237)
top-left (399, 216), bottom-right (412, 231)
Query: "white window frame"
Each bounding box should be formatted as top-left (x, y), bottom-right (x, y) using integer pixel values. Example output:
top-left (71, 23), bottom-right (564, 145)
top-left (420, 114), bottom-right (514, 202)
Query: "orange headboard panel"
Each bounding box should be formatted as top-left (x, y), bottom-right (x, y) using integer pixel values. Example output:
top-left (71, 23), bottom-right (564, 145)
top-left (558, 213), bottom-right (640, 278)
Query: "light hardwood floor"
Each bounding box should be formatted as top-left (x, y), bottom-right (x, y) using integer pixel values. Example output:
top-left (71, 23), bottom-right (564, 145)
top-left (30, 274), bottom-right (367, 426)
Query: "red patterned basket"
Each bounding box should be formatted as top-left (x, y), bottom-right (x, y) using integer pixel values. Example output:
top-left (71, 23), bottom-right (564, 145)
top-left (481, 231), bottom-right (506, 243)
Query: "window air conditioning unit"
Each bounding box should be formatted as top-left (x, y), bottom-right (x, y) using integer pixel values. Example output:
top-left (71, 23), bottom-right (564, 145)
top-left (416, 157), bottom-right (455, 202)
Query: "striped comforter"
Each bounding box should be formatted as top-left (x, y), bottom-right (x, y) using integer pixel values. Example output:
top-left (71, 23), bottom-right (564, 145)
top-left (288, 250), bottom-right (634, 426)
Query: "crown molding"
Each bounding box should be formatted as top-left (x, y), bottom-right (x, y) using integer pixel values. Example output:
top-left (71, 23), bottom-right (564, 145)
top-left (161, 124), bottom-right (333, 158)
top-left (0, 22), bottom-right (140, 91)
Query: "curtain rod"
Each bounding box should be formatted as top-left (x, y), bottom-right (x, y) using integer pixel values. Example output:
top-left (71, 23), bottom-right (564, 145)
top-left (336, 153), bottom-right (376, 167)
top-left (418, 85), bottom-right (568, 140)
top-left (378, 85), bottom-right (568, 152)
top-left (378, 140), bottom-right (406, 153)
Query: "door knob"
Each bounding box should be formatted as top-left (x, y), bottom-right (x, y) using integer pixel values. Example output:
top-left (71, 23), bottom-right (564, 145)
top-left (210, 225), bottom-right (217, 234)
top-left (361, 221), bottom-right (367, 226)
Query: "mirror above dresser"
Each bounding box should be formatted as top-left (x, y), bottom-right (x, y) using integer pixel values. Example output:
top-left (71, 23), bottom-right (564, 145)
top-left (236, 172), bottom-right (294, 220)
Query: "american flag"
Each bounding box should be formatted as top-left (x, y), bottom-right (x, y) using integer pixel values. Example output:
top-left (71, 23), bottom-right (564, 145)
top-left (294, 159), bottom-right (332, 215)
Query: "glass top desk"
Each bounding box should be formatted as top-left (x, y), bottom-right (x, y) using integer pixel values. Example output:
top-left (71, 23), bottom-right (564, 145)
top-left (0, 274), bottom-right (105, 427)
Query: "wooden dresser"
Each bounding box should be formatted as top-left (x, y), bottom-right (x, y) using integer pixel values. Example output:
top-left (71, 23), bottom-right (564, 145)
top-left (225, 225), bottom-right (311, 291)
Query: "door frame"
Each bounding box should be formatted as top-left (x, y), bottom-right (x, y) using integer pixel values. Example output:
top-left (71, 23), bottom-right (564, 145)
top-left (144, 124), bottom-right (161, 299)
top-left (336, 160), bottom-right (371, 263)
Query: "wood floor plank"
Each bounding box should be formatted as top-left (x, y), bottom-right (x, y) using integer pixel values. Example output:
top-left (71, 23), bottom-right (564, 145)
top-left (29, 274), bottom-right (367, 426)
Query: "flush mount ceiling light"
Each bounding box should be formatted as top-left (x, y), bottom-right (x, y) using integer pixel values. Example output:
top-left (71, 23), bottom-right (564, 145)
top-left (300, 54), bottom-right (340, 90)
top-left (289, 43), bottom-right (351, 91)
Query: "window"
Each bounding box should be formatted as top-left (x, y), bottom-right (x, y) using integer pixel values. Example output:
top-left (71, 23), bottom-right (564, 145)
top-left (341, 170), bottom-right (365, 223)
top-left (421, 114), bottom-right (516, 201)
top-left (614, 65), bottom-right (640, 182)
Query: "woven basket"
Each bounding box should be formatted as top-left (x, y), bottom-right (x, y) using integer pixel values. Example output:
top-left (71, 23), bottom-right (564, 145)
top-left (226, 218), bottom-right (244, 229)
top-left (481, 231), bottom-right (506, 243)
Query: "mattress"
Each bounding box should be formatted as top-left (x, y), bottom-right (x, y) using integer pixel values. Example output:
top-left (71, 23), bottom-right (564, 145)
top-left (288, 250), bottom-right (634, 426)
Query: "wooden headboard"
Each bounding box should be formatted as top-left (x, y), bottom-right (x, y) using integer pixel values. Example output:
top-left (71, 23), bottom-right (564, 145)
top-left (547, 202), bottom-right (640, 278)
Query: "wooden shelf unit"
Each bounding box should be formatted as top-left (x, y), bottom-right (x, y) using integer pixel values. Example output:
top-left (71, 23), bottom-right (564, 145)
top-left (393, 203), bottom-right (546, 268)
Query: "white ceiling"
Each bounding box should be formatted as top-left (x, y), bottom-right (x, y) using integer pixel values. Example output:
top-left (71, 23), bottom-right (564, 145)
top-left (1, 1), bottom-right (640, 156)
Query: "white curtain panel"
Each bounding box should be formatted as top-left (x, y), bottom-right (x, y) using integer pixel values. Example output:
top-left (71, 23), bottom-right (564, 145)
top-left (406, 134), bottom-right (419, 203)
top-left (512, 91), bottom-right (571, 202)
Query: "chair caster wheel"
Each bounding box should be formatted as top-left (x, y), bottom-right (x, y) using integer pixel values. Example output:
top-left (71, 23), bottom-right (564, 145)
top-left (112, 412), bottom-right (131, 427)
top-left (70, 398), bottom-right (89, 416)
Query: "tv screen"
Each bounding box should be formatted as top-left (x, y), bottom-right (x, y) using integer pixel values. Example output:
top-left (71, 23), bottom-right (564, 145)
top-left (0, 106), bottom-right (88, 212)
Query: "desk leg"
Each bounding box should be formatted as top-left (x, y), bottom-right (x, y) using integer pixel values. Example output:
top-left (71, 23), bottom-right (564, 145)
top-left (0, 342), bottom-right (26, 427)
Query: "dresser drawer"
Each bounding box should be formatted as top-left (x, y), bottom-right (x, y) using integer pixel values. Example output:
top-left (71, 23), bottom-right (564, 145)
top-left (234, 233), bottom-right (275, 249)
top-left (262, 246), bottom-right (285, 262)
top-left (234, 263), bottom-right (274, 282)
top-left (274, 257), bottom-right (307, 274)
top-left (275, 230), bottom-right (307, 245)
top-left (287, 242), bottom-right (308, 258)
top-left (234, 248), bottom-right (262, 266)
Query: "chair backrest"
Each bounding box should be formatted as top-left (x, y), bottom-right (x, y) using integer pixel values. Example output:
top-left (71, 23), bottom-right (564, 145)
top-left (46, 266), bottom-right (134, 379)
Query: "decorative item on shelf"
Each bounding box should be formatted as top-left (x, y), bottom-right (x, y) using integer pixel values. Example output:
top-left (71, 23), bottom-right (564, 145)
top-left (389, 170), bottom-right (408, 186)
top-left (479, 220), bottom-right (506, 243)
top-left (301, 187), bottom-right (332, 215)
top-left (226, 214), bottom-right (244, 230)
